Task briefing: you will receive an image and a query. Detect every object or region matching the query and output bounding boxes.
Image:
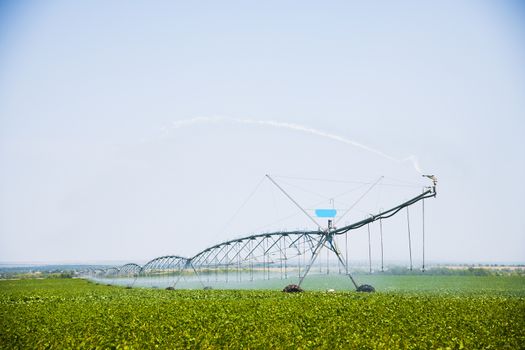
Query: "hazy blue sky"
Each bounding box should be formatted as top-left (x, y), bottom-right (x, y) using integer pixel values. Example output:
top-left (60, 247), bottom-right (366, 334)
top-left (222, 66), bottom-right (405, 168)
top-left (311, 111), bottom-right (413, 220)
top-left (1, 1), bottom-right (524, 264)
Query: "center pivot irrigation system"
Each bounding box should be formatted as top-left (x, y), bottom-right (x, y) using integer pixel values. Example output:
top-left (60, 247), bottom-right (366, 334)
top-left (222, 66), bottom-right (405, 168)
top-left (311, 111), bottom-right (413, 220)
top-left (83, 175), bottom-right (437, 291)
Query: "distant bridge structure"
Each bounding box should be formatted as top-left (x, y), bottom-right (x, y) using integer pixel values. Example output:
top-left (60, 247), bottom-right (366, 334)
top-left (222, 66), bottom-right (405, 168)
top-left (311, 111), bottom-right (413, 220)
top-left (83, 175), bottom-right (437, 291)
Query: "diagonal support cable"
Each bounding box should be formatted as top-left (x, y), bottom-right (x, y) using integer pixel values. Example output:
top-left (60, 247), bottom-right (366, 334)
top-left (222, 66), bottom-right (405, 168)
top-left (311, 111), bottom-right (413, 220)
top-left (335, 176), bottom-right (383, 225)
top-left (266, 174), bottom-right (322, 230)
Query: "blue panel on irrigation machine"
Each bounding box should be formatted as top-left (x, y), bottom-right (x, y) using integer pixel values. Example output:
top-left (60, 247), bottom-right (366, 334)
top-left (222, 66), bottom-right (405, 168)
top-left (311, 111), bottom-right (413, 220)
top-left (315, 209), bottom-right (337, 218)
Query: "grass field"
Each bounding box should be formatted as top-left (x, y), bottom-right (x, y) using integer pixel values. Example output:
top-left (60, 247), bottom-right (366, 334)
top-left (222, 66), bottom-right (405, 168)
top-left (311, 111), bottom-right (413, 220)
top-left (1, 277), bottom-right (524, 349)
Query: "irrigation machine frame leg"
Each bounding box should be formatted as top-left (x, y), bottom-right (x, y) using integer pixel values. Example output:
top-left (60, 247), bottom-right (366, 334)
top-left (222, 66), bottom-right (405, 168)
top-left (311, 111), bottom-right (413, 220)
top-left (297, 235), bottom-right (327, 287)
top-left (187, 262), bottom-right (207, 289)
top-left (171, 261), bottom-right (207, 289)
top-left (297, 233), bottom-right (359, 290)
top-left (327, 236), bottom-right (359, 290)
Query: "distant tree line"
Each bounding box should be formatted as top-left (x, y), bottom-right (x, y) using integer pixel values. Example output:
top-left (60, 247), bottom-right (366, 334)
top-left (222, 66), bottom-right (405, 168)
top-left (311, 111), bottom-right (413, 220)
top-left (0, 270), bottom-right (76, 280)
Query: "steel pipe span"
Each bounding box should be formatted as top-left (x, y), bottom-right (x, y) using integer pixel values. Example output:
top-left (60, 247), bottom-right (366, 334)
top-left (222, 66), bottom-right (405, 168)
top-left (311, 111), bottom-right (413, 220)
top-left (83, 184), bottom-right (436, 290)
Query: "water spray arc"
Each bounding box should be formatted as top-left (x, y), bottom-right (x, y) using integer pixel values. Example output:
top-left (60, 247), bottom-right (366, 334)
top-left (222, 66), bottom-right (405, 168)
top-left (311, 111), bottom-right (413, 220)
top-left (164, 116), bottom-right (424, 174)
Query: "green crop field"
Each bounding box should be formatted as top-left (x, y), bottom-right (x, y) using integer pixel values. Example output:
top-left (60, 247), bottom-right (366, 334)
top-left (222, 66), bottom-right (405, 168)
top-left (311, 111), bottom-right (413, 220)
top-left (1, 277), bottom-right (524, 349)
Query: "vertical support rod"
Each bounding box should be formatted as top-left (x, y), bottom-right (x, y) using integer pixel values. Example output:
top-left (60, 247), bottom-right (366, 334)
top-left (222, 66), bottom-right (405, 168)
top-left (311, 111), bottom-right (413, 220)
top-left (226, 250), bottom-right (229, 283)
top-left (261, 237), bottom-right (266, 281)
top-left (284, 237), bottom-right (288, 280)
top-left (301, 235), bottom-right (305, 278)
top-left (280, 238), bottom-right (283, 279)
top-left (345, 231), bottom-right (348, 275)
top-left (250, 239), bottom-right (254, 282)
top-left (407, 207), bottom-right (413, 271)
top-left (379, 218), bottom-right (384, 272)
top-left (297, 238), bottom-right (301, 279)
top-left (206, 256), bottom-right (209, 283)
top-left (267, 237), bottom-right (270, 280)
top-left (237, 242), bottom-right (241, 282)
top-left (337, 235), bottom-right (341, 274)
top-left (422, 197), bottom-right (426, 272)
top-left (367, 223), bottom-right (372, 274)
top-left (326, 244), bottom-right (330, 275)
